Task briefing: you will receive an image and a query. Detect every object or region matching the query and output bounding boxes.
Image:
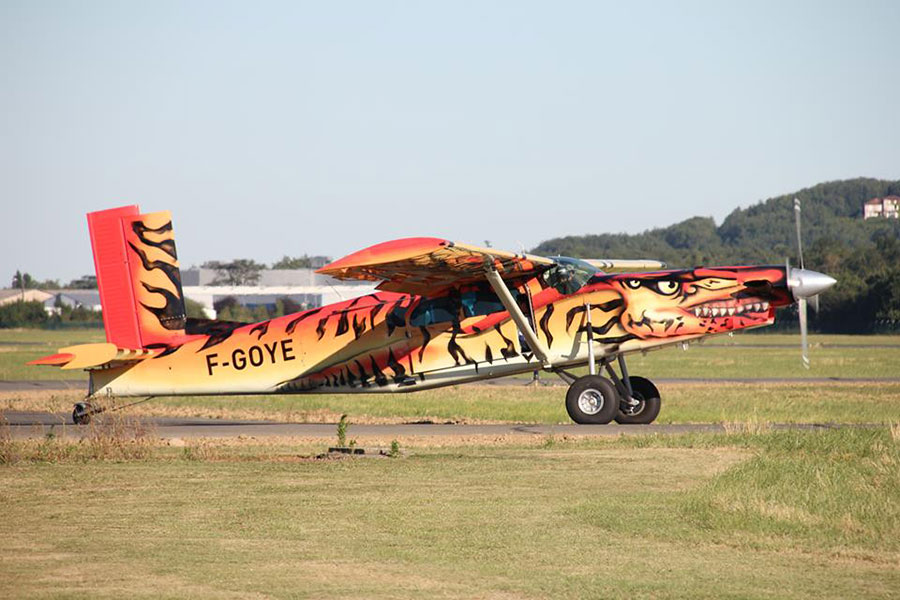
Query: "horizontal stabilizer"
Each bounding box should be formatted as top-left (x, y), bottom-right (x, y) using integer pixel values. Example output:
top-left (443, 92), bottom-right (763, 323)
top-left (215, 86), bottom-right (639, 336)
top-left (27, 343), bottom-right (156, 371)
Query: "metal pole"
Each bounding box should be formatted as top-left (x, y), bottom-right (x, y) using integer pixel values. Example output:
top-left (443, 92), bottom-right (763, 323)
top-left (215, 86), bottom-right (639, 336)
top-left (483, 265), bottom-right (552, 367)
top-left (617, 353), bottom-right (632, 396)
top-left (586, 302), bottom-right (595, 375)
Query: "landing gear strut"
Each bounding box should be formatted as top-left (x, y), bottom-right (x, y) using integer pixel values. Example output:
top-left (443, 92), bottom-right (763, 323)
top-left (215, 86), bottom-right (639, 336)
top-left (71, 396), bottom-right (153, 425)
top-left (614, 375), bottom-right (661, 425)
top-left (556, 305), bottom-right (661, 424)
top-left (557, 360), bottom-right (661, 425)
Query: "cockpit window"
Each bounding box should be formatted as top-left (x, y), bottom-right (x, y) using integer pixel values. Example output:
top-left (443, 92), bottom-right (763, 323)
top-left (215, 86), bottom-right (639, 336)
top-left (460, 289), bottom-right (505, 318)
top-left (542, 257), bottom-right (598, 295)
top-left (409, 296), bottom-right (459, 327)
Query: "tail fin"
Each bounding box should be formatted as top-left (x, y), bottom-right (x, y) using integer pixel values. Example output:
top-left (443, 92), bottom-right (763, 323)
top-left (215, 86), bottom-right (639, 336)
top-left (87, 205), bottom-right (187, 349)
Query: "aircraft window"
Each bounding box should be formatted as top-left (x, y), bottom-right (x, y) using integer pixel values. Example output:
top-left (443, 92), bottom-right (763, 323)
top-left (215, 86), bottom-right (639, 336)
top-left (461, 290), bottom-right (506, 318)
top-left (409, 296), bottom-right (459, 327)
top-left (542, 257), bottom-right (598, 295)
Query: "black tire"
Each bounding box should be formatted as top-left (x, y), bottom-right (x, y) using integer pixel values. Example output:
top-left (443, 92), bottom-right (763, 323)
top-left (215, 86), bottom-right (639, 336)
top-left (565, 375), bottom-right (620, 424)
top-left (72, 402), bottom-right (92, 425)
top-left (614, 376), bottom-right (661, 425)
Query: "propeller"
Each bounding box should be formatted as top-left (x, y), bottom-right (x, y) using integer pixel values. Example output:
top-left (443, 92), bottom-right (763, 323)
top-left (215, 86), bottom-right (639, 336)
top-left (790, 198), bottom-right (835, 368)
top-left (793, 198), bottom-right (810, 368)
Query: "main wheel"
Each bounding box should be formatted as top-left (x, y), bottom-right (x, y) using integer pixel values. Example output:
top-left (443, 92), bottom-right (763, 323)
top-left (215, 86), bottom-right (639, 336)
top-left (565, 375), bottom-right (620, 424)
top-left (614, 376), bottom-right (661, 425)
top-left (72, 402), bottom-right (92, 425)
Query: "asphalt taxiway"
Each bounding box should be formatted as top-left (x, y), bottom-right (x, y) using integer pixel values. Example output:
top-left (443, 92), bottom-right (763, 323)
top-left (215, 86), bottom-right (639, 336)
top-left (2, 410), bottom-right (876, 440)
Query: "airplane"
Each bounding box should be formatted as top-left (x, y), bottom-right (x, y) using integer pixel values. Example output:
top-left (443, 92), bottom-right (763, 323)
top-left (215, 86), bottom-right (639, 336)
top-left (29, 204), bottom-right (837, 426)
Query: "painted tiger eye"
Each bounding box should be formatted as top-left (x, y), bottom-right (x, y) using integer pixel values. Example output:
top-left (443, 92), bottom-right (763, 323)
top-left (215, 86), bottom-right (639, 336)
top-left (656, 280), bottom-right (680, 295)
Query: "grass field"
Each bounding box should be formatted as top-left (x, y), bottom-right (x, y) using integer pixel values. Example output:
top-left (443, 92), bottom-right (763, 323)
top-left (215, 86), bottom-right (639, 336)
top-left (3, 329), bottom-right (898, 598)
top-left (5, 381), bottom-right (900, 425)
top-left (1, 426), bottom-right (897, 599)
top-left (2, 328), bottom-right (899, 381)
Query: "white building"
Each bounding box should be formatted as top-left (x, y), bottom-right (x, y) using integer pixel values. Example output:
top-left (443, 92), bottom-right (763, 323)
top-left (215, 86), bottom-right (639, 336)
top-left (0, 289), bottom-right (53, 307)
top-left (181, 267), bottom-right (376, 318)
top-left (42, 290), bottom-right (103, 314)
top-left (863, 196), bottom-right (900, 219)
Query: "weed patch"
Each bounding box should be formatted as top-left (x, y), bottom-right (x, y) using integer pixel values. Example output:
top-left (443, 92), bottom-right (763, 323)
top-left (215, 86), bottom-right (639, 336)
top-left (0, 413), bottom-right (158, 464)
top-left (680, 428), bottom-right (900, 554)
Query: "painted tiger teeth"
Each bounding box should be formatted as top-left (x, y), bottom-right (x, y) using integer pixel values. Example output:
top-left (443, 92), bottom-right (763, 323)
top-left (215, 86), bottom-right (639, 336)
top-left (691, 302), bottom-right (770, 317)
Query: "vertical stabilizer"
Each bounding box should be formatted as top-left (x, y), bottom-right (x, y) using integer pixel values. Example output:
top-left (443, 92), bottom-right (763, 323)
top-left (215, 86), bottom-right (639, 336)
top-left (87, 206), bottom-right (187, 349)
top-left (123, 210), bottom-right (187, 345)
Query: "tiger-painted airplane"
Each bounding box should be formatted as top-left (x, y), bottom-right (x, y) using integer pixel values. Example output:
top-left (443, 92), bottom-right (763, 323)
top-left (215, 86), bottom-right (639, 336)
top-left (30, 205), bottom-right (836, 425)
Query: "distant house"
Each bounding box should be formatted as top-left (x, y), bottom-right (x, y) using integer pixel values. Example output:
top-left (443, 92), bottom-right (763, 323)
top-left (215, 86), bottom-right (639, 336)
top-left (0, 289), bottom-right (53, 306)
top-left (43, 290), bottom-right (102, 314)
top-left (863, 196), bottom-right (900, 219)
top-left (181, 267), bottom-right (376, 318)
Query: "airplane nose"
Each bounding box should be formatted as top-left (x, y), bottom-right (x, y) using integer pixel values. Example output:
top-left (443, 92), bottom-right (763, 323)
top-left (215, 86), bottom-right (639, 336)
top-left (788, 268), bottom-right (837, 299)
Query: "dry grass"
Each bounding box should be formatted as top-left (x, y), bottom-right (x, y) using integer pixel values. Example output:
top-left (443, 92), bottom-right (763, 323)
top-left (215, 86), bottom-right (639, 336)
top-left (722, 409), bottom-right (772, 435)
top-left (0, 411), bottom-right (157, 464)
top-left (3, 380), bottom-right (900, 426)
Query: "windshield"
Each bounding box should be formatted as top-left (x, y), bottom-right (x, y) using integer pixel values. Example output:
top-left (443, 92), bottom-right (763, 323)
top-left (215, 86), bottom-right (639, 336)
top-left (542, 257), bottom-right (599, 295)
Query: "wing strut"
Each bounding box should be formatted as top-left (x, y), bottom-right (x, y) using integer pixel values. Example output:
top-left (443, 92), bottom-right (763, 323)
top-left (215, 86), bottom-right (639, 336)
top-left (585, 302), bottom-right (596, 375)
top-left (483, 263), bottom-right (553, 368)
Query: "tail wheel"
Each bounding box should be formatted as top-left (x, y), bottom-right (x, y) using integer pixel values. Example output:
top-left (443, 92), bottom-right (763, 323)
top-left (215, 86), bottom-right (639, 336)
top-left (565, 375), bottom-right (619, 424)
top-left (614, 376), bottom-right (661, 425)
top-left (72, 402), bottom-right (93, 425)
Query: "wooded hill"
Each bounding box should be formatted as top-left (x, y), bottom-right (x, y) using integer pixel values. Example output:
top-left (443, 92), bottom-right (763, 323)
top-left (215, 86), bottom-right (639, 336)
top-left (532, 178), bottom-right (900, 333)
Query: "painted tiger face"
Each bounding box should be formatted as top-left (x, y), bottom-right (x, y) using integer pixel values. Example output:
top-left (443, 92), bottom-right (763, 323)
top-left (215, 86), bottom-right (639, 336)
top-left (612, 268), bottom-right (786, 339)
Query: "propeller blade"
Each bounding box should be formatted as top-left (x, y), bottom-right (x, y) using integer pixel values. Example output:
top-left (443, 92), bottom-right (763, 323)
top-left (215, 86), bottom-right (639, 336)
top-left (793, 198), bottom-right (805, 270)
top-left (799, 297), bottom-right (809, 369)
top-left (811, 294), bottom-right (820, 313)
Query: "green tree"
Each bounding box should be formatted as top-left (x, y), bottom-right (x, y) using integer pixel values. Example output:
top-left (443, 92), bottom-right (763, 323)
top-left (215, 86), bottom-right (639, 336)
top-left (0, 301), bottom-right (48, 328)
top-left (272, 255), bottom-right (313, 269)
top-left (67, 275), bottom-right (98, 289)
top-left (11, 271), bottom-right (34, 289)
top-left (203, 260), bottom-right (265, 286)
top-left (251, 305), bottom-right (270, 321)
top-left (277, 296), bottom-right (304, 315)
top-left (184, 297), bottom-right (208, 319)
top-left (11, 272), bottom-right (61, 290)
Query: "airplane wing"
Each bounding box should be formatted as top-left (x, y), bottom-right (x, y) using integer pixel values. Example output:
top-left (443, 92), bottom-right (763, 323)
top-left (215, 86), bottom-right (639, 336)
top-left (583, 259), bottom-right (667, 273)
top-left (317, 237), bottom-right (555, 295)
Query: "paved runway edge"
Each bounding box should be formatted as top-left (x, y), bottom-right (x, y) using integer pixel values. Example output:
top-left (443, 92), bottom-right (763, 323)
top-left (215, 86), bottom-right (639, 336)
top-left (2, 411), bottom-right (881, 440)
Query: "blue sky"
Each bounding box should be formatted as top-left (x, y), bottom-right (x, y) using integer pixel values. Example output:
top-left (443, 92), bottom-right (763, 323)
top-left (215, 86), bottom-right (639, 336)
top-left (2, 0), bottom-right (898, 283)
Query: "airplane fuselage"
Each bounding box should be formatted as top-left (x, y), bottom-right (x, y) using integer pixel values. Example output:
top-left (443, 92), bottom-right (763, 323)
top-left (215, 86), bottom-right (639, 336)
top-left (90, 265), bottom-right (793, 398)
